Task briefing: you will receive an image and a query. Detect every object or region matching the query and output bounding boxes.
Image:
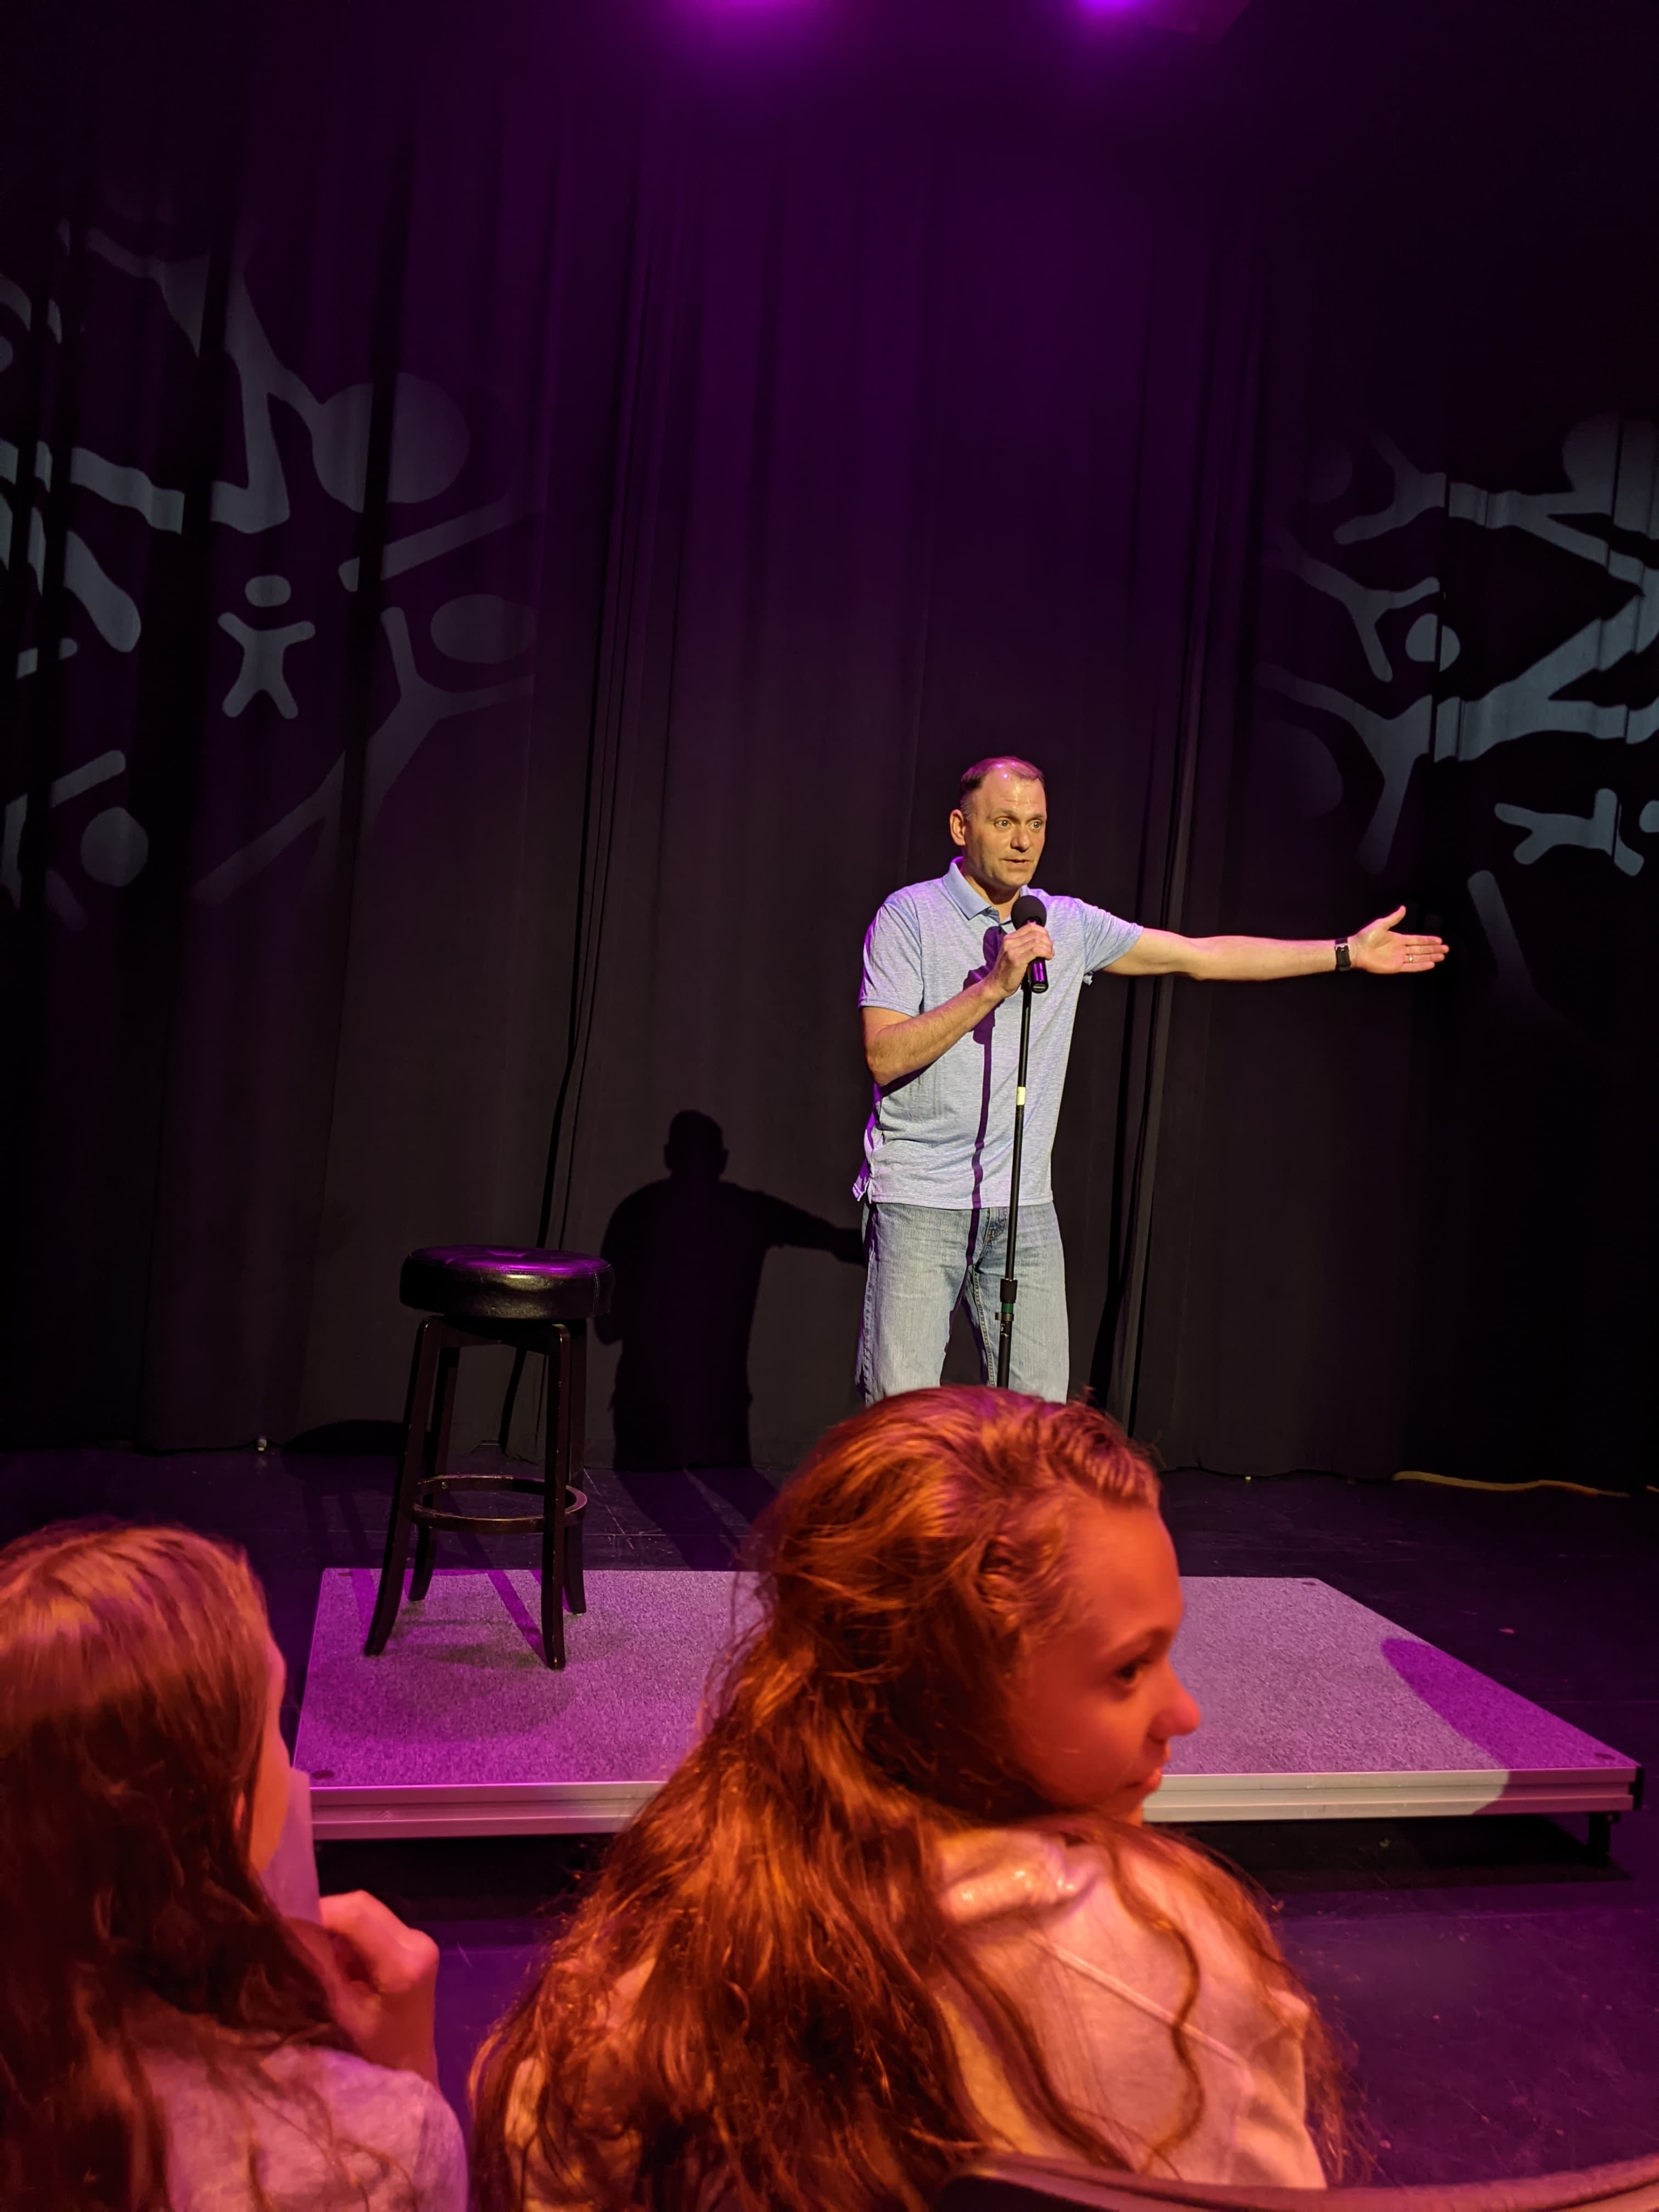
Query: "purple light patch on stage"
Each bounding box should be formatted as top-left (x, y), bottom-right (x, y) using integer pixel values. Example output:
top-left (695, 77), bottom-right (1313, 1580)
top-left (1378, 1635), bottom-right (1628, 1775)
top-left (1164, 1579), bottom-right (1629, 1791)
top-left (298, 1568), bottom-right (756, 1792)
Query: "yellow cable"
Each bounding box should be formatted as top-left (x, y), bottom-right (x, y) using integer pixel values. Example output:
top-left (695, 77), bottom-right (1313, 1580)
top-left (1393, 1468), bottom-right (1632, 1500)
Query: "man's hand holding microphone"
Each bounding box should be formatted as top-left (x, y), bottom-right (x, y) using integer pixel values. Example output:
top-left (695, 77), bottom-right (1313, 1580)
top-left (991, 895), bottom-right (1052, 999)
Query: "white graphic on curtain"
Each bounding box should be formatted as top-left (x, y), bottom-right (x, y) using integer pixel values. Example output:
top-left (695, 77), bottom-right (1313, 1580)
top-left (1262, 416), bottom-right (1659, 1012)
top-left (0, 225), bottom-right (538, 926)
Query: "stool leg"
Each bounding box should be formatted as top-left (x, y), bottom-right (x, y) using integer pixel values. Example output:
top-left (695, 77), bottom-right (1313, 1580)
top-left (409, 1523), bottom-right (436, 1603)
top-left (538, 1324), bottom-right (572, 1669)
top-left (410, 1344), bottom-right (460, 1602)
top-left (563, 1503), bottom-right (586, 1615)
top-left (563, 1321), bottom-right (588, 1615)
top-left (368, 1318), bottom-right (442, 1656)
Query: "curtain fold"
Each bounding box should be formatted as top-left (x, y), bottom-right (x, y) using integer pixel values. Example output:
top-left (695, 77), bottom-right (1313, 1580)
top-left (1088, 230), bottom-right (1271, 1432)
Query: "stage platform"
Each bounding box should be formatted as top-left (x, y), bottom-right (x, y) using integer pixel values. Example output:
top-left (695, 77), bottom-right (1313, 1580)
top-left (295, 1569), bottom-right (1643, 1843)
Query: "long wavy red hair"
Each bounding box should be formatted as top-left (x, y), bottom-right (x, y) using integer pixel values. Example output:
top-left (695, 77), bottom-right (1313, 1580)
top-left (473, 1389), bottom-right (1344, 2212)
top-left (0, 1522), bottom-right (350, 2212)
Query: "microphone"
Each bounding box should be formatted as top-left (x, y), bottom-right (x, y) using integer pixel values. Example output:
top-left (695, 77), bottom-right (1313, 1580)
top-left (1010, 893), bottom-right (1048, 994)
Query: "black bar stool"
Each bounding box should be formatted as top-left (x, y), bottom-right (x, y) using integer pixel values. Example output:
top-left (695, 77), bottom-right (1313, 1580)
top-left (365, 1245), bottom-right (613, 1670)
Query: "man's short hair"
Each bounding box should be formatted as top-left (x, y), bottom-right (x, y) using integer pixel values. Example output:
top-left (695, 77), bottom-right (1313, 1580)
top-left (958, 755), bottom-right (1046, 805)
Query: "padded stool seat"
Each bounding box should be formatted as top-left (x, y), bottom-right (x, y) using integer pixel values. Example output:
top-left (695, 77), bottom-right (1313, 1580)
top-left (399, 1246), bottom-right (612, 1325)
top-left (366, 1245), bottom-right (613, 1669)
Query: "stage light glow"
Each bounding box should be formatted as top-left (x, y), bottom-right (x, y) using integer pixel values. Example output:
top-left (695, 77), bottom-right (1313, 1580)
top-left (1075, 0), bottom-right (1255, 32)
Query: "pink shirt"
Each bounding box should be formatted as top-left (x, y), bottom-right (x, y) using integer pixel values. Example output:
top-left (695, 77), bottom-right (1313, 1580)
top-left (144, 2038), bottom-right (466, 2211)
top-left (503, 1823), bottom-right (1324, 2207)
top-left (938, 1826), bottom-right (1325, 2187)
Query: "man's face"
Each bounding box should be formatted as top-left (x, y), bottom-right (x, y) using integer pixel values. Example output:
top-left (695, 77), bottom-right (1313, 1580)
top-left (950, 768), bottom-right (1048, 905)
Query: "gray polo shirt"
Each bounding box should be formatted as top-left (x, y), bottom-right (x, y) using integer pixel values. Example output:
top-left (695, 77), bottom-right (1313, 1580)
top-left (856, 859), bottom-right (1142, 1210)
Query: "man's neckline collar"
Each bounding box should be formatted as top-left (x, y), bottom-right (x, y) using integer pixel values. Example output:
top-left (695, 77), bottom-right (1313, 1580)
top-left (943, 856), bottom-right (1043, 920)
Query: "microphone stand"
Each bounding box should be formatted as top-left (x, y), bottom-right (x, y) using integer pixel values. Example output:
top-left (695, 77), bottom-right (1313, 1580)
top-left (994, 971), bottom-right (1036, 1390)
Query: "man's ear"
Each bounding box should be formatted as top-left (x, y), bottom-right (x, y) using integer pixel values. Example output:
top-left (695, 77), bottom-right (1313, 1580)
top-left (949, 808), bottom-right (968, 849)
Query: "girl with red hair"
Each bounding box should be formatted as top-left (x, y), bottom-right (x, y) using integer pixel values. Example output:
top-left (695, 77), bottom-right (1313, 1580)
top-left (0, 1521), bottom-right (466, 2211)
top-left (473, 1388), bottom-right (1344, 2212)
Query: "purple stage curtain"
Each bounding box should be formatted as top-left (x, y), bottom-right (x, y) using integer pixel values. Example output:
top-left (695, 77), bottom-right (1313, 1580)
top-left (4, 0), bottom-right (1659, 1485)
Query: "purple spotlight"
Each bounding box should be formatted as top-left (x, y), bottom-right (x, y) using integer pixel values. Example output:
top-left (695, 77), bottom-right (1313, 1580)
top-left (1077, 0), bottom-right (1254, 33)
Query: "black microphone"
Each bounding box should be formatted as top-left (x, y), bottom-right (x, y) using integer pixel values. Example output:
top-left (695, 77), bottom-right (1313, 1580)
top-left (1010, 893), bottom-right (1048, 994)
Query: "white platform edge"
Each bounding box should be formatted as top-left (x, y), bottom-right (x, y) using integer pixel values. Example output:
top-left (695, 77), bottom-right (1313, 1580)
top-left (311, 1764), bottom-right (1643, 1841)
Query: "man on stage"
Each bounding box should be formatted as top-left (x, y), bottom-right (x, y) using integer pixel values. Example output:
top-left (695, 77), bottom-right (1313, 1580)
top-left (855, 755), bottom-right (1447, 1402)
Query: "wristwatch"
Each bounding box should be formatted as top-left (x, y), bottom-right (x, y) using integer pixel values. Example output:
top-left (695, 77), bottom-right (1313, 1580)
top-left (1334, 939), bottom-right (1353, 972)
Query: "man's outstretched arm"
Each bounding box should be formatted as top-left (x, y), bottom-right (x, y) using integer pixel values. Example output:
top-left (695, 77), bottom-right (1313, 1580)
top-left (1110, 904), bottom-right (1447, 981)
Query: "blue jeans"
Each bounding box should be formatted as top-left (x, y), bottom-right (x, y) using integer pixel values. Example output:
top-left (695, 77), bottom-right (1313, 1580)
top-left (855, 1201), bottom-right (1070, 1404)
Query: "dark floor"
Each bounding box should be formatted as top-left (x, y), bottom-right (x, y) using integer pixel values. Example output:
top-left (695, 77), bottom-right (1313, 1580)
top-left (5, 1439), bottom-right (1659, 2185)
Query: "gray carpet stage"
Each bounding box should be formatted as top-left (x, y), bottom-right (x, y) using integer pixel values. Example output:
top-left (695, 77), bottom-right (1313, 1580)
top-left (296, 1570), bottom-right (1642, 1841)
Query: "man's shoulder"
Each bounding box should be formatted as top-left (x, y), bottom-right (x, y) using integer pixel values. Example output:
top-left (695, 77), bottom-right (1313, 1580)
top-left (1044, 890), bottom-right (1143, 962)
top-left (1037, 888), bottom-right (1101, 922)
top-left (866, 878), bottom-right (951, 946)
top-left (873, 874), bottom-right (947, 916)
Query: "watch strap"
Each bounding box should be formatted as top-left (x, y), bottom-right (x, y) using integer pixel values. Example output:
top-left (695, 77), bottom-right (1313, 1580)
top-left (1334, 939), bottom-right (1352, 972)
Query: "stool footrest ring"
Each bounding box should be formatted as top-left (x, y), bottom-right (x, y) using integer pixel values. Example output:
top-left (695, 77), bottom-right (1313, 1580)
top-left (410, 1481), bottom-right (588, 1538)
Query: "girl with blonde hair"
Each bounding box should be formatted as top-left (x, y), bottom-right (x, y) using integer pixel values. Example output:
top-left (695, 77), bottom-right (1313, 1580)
top-left (0, 1520), bottom-right (465, 2211)
top-left (473, 1387), bottom-right (1344, 2212)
